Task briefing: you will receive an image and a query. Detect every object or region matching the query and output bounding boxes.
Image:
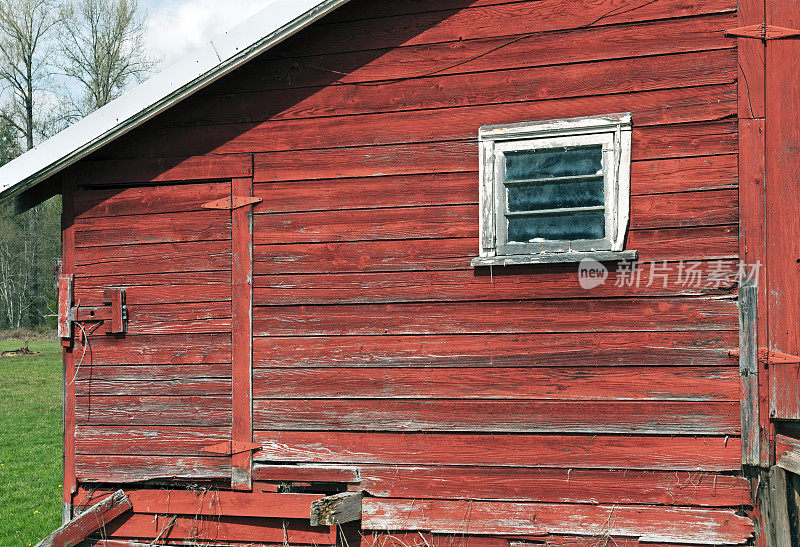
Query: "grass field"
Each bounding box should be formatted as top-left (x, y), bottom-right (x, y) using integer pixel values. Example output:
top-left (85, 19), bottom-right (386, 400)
top-left (0, 339), bottom-right (63, 545)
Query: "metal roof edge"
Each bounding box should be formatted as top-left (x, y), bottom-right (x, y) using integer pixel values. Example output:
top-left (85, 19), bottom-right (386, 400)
top-left (0, 0), bottom-right (351, 201)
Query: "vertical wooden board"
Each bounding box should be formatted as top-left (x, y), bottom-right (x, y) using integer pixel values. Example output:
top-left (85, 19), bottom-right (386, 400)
top-left (766, 466), bottom-right (792, 546)
top-left (62, 176), bottom-right (77, 516)
top-left (231, 176), bottom-right (254, 490)
top-left (766, 0), bottom-right (800, 357)
top-left (765, 0), bottom-right (800, 475)
top-left (739, 118), bottom-right (769, 467)
top-left (737, 0), bottom-right (766, 118)
top-left (740, 281), bottom-right (760, 466)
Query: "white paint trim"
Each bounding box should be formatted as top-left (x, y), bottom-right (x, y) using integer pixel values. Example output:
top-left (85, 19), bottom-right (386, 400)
top-left (0, 0), bottom-right (352, 201)
top-left (476, 113), bottom-right (634, 263)
top-left (471, 250), bottom-right (639, 267)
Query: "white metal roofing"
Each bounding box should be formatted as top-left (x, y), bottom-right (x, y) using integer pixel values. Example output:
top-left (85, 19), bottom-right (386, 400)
top-left (0, 0), bottom-right (350, 201)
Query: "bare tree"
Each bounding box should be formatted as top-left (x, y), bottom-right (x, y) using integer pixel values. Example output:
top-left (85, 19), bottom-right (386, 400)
top-left (59, 0), bottom-right (155, 114)
top-left (0, 0), bottom-right (58, 151)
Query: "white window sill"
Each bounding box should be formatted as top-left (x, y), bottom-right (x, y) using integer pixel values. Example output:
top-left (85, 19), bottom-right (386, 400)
top-left (471, 250), bottom-right (638, 267)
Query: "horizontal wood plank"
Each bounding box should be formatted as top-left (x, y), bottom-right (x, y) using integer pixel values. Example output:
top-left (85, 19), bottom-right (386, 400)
top-left (632, 225), bottom-right (738, 263)
top-left (75, 455), bottom-right (230, 481)
top-left (72, 333), bottom-right (231, 366)
top-left (254, 205), bottom-right (476, 245)
top-left (87, 301), bottom-right (231, 336)
top-left (101, 513), bottom-right (335, 544)
top-left (76, 396), bottom-right (232, 426)
top-left (75, 210), bottom-right (231, 248)
top-left (253, 431), bottom-right (741, 470)
top-left (74, 364), bottom-right (231, 383)
top-left (76, 426), bottom-right (230, 455)
top-left (360, 498), bottom-right (752, 543)
top-left (253, 330), bottom-right (737, 368)
top-left (357, 466), bottom-right (749, 507)
top-left (360, 532), bottom-right (644, 547)
top-left (252, 464), bottom-right (361, 484)
top-left (73, 182), bottom-right (231, 218)
top-left (77, 270), bottom-right (230, 288)
top-left (631, 189), bottom-right (738, 229)
top-left (74, 488), bottom-right (322, 520)
top-left (76, 376), bottom-right (231, 397)
top-left (633, 154), bottom-right (738, 196)
top-left (252, 366), bottom-right (738, 401)
top-left (75, 240), bottom-right (232, 276)
top-left (252, 399), bottom-right (739, 434)
top-left (252, 298), bottom-right (737, 336)
top-left (76, 280), bottom-right (231, 306)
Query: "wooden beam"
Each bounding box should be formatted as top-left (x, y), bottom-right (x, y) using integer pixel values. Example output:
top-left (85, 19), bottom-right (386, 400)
top-left (310, 492), bottom-right (363, 526)
top-left (740, 279), bottom-right (760, 466)
top-left (61, 175), bottom-right (77, 517)
top-left (231, 174), bottom-right (255, 490)
top-left (36, 490), bottom-right (131, 547)
top-left (764, 466), bottom-right (792, 546)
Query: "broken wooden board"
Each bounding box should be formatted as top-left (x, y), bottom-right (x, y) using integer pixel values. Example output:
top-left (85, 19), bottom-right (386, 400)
top-left (310, 491), bottom-right (362, 526)
top-left (36, 490), bottom-right (131, 547)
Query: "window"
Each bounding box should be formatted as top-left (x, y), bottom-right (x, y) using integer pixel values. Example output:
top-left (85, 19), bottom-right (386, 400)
top-left (473, 113), bottom-right (638, 266)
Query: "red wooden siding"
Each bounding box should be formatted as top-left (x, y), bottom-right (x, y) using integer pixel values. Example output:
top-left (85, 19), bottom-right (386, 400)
top-left (62, 0), bottom-right (751, 543)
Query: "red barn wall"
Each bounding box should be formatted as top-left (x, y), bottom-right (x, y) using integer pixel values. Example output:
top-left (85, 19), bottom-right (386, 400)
top-left (64, 0), bottom-right (754, 544)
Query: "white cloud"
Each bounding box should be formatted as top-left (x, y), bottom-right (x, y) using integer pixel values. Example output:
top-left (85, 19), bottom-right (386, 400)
top-left (142, 0), bottom-right (271, 69)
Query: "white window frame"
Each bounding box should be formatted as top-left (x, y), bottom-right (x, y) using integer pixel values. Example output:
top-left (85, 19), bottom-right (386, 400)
top-left (473, 113), bottom-right (637, 266)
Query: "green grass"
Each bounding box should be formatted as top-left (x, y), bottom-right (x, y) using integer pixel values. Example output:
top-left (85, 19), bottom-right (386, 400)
top-left (0, 340), bottom-right (63, 545)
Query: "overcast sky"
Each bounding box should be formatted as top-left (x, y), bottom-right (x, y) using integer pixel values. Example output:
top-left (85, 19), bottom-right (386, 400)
top-left (139, 0), bottom-right (271, 68)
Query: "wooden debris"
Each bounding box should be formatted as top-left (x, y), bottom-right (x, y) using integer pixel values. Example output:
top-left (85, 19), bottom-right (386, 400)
top-left (310, 491), bottom-right (363, 526)
top-left (1, 345), bottom-right (41, 357)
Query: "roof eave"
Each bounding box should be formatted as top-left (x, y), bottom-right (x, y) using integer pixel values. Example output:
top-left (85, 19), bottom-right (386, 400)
top-left (0, 0), bottom-right (350, 202)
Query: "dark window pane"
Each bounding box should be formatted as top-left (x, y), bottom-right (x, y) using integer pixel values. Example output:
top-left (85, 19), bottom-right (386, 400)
top-left (505, 145), bottom-right (603, 180)
top-left (507, 177), bottom-right (605, 212)
top-left (507, 211), bottom-right (606, 242)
